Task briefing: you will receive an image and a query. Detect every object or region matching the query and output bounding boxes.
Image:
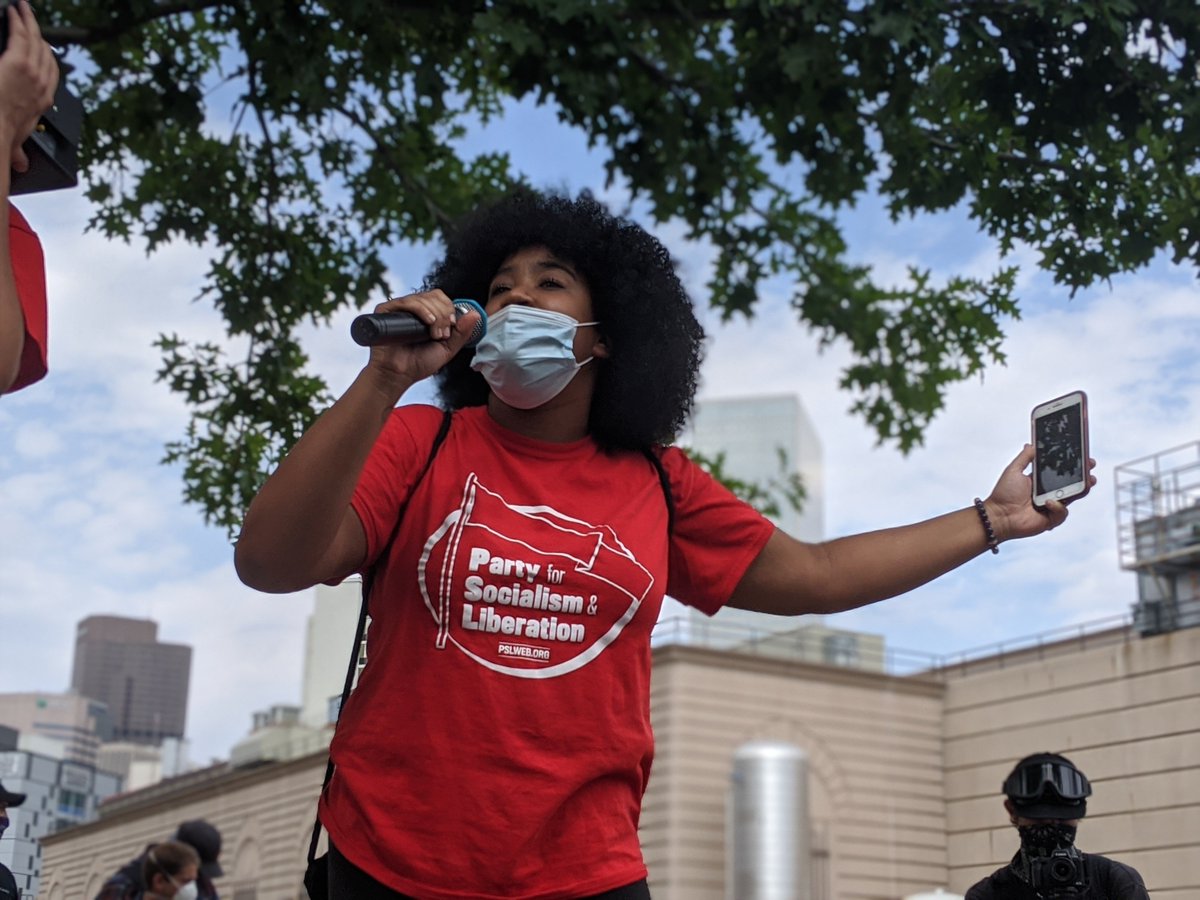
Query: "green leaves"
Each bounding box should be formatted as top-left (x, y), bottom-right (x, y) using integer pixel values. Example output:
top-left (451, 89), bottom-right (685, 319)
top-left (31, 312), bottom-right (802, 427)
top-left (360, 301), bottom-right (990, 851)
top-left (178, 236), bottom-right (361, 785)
top-left (38, 0), bottom-right (1200, 532)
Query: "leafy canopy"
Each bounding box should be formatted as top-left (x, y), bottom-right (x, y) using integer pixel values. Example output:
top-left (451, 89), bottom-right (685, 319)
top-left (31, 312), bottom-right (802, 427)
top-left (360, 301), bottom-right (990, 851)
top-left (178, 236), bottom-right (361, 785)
top-left (41, 0), bottom-right (1200, 533)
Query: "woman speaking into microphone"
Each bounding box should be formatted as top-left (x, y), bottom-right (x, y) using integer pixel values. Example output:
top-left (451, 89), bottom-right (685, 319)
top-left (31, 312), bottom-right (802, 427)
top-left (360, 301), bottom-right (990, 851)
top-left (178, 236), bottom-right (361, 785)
top-left (235, 188), bottom-right (1087, 900)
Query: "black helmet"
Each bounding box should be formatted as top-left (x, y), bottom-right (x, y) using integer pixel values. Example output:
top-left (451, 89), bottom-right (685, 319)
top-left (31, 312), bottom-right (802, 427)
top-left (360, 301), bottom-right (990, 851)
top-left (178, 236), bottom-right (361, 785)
top-left (1003, 752), bottom-right (1091, 820)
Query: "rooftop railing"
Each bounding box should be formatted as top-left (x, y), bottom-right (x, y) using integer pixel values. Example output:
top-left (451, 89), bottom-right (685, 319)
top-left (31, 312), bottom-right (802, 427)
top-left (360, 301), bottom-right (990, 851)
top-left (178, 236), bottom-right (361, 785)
top-left (651, 611), bottom-right (1137, 679)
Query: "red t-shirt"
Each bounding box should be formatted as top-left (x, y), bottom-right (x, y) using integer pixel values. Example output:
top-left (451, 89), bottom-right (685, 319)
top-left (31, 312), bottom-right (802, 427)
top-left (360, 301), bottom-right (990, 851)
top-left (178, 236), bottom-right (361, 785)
top-left (5, 204), bottom-right (48, 393)
top-left (320, 404), bottom-right (774, 899)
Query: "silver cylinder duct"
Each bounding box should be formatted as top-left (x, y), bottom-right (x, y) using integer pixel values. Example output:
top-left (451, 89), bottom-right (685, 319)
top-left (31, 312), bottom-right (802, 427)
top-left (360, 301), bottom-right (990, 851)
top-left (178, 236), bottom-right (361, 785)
top-left (727, 741), bottom-right (810, 900)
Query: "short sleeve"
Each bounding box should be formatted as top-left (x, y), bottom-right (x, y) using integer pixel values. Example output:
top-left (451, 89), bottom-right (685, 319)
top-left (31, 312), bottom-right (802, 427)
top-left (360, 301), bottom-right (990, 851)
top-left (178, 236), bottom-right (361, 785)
top-left (349, 404), bottom-right (447, 568)
top-left (660, 446), bottom-right (775, 615)
top-left (6, 204), bottom-right (47, 393)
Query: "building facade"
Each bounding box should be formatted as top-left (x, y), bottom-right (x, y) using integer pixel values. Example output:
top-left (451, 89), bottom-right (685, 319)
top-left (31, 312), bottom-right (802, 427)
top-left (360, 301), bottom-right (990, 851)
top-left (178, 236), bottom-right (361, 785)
top-left (38, 622), bottom-right (1199, 899)
top-left (70, 615), bottom-right (192, 746)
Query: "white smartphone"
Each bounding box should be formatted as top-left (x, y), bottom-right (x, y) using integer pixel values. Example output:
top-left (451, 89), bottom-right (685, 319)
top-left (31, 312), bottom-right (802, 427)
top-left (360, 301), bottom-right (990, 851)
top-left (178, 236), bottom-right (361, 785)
top-left (1031, 390), bottom-right (1090, 507)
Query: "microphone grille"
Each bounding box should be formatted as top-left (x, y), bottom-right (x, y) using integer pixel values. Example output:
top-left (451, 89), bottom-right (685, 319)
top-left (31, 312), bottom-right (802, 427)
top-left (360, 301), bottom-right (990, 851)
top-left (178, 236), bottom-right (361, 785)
top-left (453, 299), bottom-right (488, 347)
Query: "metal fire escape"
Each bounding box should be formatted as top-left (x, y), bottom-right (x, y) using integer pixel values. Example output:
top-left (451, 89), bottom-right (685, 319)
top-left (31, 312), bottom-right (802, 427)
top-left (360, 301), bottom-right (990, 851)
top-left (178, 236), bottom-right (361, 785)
top-left (1115, 441), bottom-right (1200, 635)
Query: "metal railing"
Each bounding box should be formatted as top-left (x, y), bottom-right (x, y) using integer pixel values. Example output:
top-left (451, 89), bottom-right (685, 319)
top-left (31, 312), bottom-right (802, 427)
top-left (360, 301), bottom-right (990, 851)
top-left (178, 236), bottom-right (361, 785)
top-left (651, 611), bottom-right (1136, 679)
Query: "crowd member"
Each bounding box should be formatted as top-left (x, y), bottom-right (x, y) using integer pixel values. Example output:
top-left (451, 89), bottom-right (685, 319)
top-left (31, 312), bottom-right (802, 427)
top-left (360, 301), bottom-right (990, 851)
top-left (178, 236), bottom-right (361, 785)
top-left (0, 0), bottom-right (56, 395)
top-left (0, 780), bottom-right (26, 899)
top-left (140, 841), bottom-right (200, 900)
top-left (96, 820), bottom-right (222, 900)
top-left (966, 753), bottom-right (1151, 899)
top-left (235, 189), bottom-right (1093, 900)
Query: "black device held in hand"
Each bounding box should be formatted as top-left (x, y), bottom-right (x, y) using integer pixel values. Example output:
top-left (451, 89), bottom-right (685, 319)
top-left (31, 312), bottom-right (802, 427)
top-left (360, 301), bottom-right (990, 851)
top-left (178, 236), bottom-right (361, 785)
top-left (0, 0), bottom-right (83, 195)
top-left (1031, 390), bottom-right (1090, 508)
top-left (1028, 846), bottom-right (1089, 898)
top-left (351, 298), bottom-right (487, 347)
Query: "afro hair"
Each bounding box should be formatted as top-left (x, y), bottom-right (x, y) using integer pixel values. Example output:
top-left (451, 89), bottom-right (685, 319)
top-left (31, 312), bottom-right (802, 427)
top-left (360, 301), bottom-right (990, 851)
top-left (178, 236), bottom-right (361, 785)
top-left (426, 189), bottom-right (705, 450)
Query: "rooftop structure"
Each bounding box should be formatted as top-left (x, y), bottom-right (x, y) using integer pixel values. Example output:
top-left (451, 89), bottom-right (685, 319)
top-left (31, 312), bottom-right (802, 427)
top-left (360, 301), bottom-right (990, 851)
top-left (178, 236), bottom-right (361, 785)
top-left (1115, 440), bottom-right (1200, 634)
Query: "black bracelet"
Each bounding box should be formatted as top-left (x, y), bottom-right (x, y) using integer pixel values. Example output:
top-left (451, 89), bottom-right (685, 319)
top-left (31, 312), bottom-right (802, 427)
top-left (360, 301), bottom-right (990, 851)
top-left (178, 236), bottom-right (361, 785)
top-left (974, 498), bottom-right (1000, 554)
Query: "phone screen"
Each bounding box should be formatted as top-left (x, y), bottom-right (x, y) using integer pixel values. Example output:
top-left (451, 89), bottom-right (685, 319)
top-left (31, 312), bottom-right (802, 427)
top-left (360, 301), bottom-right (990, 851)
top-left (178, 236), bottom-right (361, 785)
top-left (1034, 403), bottom-right (1086, 495)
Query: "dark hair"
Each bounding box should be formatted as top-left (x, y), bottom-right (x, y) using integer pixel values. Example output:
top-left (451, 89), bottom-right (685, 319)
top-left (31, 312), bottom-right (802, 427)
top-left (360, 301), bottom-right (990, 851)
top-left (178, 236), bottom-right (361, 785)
top-left (143, 839), bottom-right (200, 886)
top-left (426, 189), bottom-right (705, 449)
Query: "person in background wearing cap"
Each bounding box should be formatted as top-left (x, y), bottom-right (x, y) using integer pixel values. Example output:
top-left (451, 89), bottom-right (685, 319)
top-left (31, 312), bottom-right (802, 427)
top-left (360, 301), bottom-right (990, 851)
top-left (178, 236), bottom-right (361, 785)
top-left (0, 780), bottom-right (27, 899)
top-left (95, 819), bottom-right (222, 900)
top-left (174, 820), bottom-right (222, 896)
top-left (965, 752), bottom-right (1150, 899)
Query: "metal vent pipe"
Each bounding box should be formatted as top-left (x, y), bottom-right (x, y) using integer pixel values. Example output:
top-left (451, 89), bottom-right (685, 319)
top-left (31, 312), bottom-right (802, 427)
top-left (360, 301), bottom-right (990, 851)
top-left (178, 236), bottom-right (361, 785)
top-left (727, 741), bottom-right (810, 900)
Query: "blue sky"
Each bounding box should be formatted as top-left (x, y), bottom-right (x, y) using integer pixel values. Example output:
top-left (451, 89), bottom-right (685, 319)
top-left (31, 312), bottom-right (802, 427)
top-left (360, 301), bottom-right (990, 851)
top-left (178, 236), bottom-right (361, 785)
top-left (1, 96), bottom-right (1197, 765)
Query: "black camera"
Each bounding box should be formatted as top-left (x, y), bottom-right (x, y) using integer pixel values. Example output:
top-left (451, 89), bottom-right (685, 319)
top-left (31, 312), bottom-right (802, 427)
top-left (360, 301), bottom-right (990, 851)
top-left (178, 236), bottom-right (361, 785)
top-left (0, 0), bottom-right (83, 195)
top-left (1029, 846), bottom-right (1089, 897)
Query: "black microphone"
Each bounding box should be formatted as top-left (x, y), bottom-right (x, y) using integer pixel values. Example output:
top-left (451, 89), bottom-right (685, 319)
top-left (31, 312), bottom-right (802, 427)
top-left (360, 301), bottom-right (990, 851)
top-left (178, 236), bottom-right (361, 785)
top-left (351, 299), bottom-right (487, 347)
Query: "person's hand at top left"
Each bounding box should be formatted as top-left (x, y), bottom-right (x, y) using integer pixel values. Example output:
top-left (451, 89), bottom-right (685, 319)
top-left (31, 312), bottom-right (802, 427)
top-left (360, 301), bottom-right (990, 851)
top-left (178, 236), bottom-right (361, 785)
top-left (0, 1), bottom-right (58, 173)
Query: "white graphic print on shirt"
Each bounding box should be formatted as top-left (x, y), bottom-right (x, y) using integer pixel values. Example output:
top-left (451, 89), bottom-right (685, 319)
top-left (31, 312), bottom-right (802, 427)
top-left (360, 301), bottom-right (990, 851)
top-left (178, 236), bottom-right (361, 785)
top-left (417, 474), bottom-right (654, 678)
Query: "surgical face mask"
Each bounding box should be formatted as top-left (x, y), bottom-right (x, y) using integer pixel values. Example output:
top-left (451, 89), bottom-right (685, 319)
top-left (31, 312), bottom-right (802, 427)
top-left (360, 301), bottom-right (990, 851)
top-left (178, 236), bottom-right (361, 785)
top-left (1018, 822), bottom-right (1078, 856)
top-left (171, 877), bottom-right (199, 900)
top-left (470, 305), bottom-right (598, 409)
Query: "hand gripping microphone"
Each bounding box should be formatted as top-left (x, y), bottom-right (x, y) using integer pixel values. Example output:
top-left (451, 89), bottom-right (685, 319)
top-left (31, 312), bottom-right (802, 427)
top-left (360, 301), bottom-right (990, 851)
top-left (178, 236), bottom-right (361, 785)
top-left (351, 299), bottom-right (487, 347)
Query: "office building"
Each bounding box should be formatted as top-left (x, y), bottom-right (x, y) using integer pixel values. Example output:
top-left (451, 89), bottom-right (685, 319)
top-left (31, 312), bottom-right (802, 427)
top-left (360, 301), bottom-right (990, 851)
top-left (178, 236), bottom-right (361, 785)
top-left (664, 393), bottom-right (846, 654)
top-left (70, 615), bottom-right (191, 746)
top-left (0, 692), bottom-right (110, 766)
top-left (0, 740), bottom-right (120, 899)
top-left (299, 580), bottom-right (364, 730)
top-left (685, 393), bottom-right (823, 543)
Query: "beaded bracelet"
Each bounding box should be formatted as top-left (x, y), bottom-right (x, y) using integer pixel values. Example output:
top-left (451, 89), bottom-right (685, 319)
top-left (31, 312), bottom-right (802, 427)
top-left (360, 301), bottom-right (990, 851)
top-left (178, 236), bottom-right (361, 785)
top-left (973, 497), bottom-right (1000, 554)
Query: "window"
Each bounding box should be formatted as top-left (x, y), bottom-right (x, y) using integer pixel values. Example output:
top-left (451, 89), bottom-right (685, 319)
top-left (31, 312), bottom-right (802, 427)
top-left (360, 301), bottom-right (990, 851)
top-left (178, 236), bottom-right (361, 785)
top-left (56, 789), bottom-right (85, 818)
top-left (822, 633), bottom-right (859, 668)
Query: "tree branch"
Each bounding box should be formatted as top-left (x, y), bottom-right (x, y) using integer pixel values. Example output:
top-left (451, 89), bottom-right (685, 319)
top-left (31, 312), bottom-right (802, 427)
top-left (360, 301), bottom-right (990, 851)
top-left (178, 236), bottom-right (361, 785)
top-left (42, 0), bottom-right (233, 48)
top-left (339, 103), bottom-right (460, 236)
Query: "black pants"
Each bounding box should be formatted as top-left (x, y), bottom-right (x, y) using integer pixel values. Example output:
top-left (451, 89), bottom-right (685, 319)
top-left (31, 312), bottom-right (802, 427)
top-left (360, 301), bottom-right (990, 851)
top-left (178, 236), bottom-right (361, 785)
top-left (328, 841), bottom-right (651, 900)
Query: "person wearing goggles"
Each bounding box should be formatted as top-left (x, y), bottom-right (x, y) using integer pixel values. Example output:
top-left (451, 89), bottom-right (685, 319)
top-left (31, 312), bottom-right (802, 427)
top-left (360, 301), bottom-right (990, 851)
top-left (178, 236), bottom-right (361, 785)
top-left (966, 752), bottom-right (1150, 899)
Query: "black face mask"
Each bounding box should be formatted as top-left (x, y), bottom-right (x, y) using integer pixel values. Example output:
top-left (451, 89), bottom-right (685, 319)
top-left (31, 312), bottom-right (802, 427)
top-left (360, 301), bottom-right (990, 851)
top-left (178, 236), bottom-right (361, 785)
top-left (1018, 822), bottom-right (1078, 856)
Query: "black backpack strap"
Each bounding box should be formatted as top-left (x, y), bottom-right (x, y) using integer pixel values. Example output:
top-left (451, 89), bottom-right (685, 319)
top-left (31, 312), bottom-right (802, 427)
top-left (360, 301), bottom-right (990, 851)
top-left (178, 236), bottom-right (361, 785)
top-left (306, 407), bottom-right (454, 865)
top-left (360, 407), bottom-right (453, 606)
top-left (306, 599), bottom-right (368, 864)
top-left (643, 446), bottom-right (675, 535)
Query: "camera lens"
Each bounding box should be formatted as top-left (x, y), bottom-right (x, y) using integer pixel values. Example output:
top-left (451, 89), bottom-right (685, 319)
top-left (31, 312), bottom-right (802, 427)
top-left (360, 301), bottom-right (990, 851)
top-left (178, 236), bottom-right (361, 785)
top-left (1049, 857), bottom-right (1077, 883)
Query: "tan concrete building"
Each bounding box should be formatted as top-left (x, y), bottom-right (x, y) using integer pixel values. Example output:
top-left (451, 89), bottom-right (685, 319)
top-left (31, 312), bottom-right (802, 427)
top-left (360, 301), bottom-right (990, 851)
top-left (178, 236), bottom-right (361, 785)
top-left (38, 621), bottom-right (1199, 899)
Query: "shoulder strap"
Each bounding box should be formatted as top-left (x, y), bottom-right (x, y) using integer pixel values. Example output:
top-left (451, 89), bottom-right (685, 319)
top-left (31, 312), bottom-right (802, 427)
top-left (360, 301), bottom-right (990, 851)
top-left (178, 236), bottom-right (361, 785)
top-left (306, 407), bottom-right (453, 865)
top-left (643, 446), bottom-right (675, 535)
top-left (360, 407), bottom-right (454, 608)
